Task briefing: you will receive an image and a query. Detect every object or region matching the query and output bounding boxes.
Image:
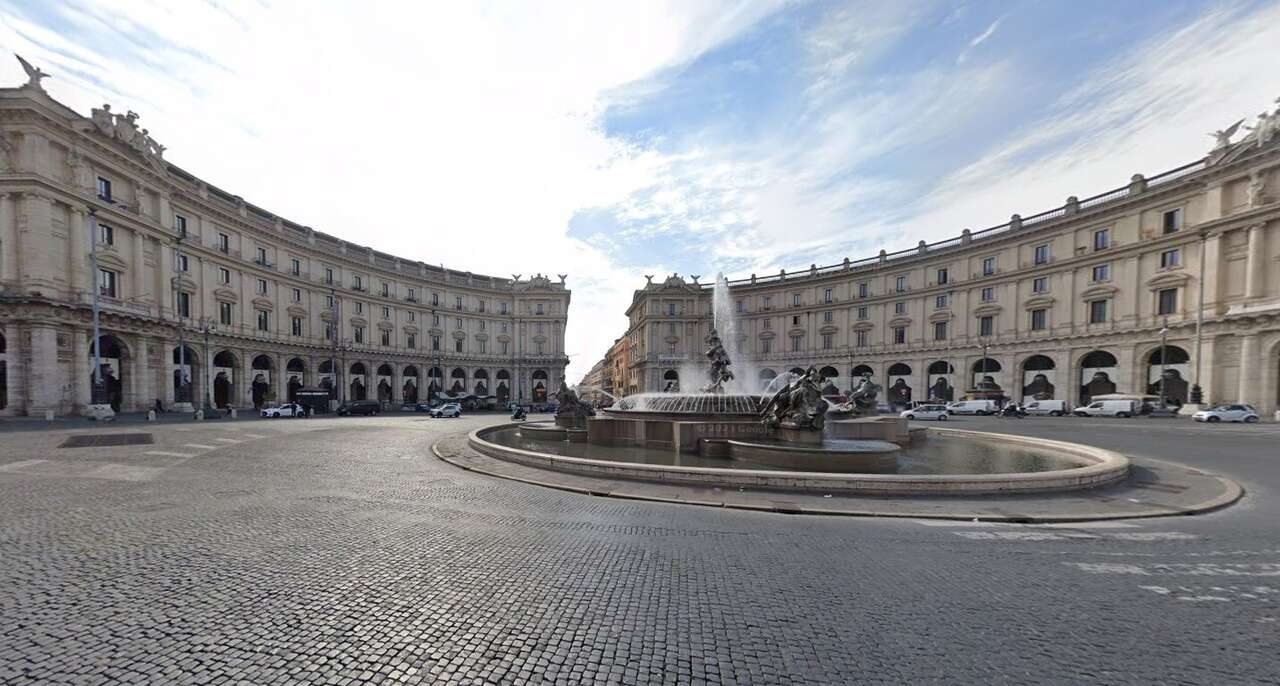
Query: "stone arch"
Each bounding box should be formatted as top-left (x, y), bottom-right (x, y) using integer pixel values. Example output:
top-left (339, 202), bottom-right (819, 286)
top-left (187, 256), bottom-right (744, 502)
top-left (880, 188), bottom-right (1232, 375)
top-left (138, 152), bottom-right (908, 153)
top-left (1020, 354), bottom-right (1057, 402)
top-left (971, 357), bottom-right (1002, 392)
top-left (819, 365), bottom-right (839, 379)
top-left (851, 364), bottom-right (874, 378)
top-left (886, 362), bottom-right (912, 407)
top-left (402, 365), bottom-right (419, 404)
top-left (473, 369), bottom-right (489, 397)
top-left (251, 354), bottom-right (274, 408)
top-left (927, 361), bottom-right (954, 402)
top-left (532, 369), bottom-right (549, 402)
top-left (450, 367), bottom-right (467, 394)
top-left (348, 361), bottom-right (368, 401)
top-left (662, 368), bottom-right (680, 393)
top-left (427, 366), bottom-right (444, 399)
top-left (788, 366), bottom-right (805, 376)
top-left (286, 357), bottom-right (307, 402)
top-left (213, 350), bottom-right (239, 408)
top-left (1079, 350), bottom-right (1119, 404)
top-left (496, 369), bottom-right (511, 404)
top-left (91, 334), bottom-right (131, 412)
top-left (1145, 345), bottom-right (1190, 404)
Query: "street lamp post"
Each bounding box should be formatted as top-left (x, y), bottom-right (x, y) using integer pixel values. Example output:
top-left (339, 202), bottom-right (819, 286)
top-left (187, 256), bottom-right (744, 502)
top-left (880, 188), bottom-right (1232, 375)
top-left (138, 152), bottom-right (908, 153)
top-left (199, 317), bottom-right (216, 414)
top-left (86, 206), bottom-right (107, 409)
top-left (1158, 320), bottom-right (1169, 410)
top-left (1191, 229), bottom-right (1208, 405)
top-left (173, 231), bottom-right (192, 409)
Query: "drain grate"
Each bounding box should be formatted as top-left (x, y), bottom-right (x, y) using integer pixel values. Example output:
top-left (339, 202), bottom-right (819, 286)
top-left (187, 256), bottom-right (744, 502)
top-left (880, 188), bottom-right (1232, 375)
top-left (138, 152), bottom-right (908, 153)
top-left (60, 433), bottom-right (155, 449)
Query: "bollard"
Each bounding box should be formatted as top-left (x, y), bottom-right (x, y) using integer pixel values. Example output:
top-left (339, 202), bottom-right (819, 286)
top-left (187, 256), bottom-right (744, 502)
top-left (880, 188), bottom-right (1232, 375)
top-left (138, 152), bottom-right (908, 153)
top-left (44, 410), bottom-right (54, 421)
top-left (147, 410), bottom-right (156, 421)
top-left (195, 410), bottom-right (204, 421)
top-left (229, 408), bottom-right (238, 419)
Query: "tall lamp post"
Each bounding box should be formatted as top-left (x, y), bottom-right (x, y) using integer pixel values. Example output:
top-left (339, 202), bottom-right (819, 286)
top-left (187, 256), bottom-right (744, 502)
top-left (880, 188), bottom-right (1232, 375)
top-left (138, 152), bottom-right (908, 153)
top-left (173, 231), bottom-right (192, 408)
top-left (1158, 320), bottom-right (1169, 410)
top-left (86, 206), bottom-right (107, 409)
top-left (199, 317), bottom-right (216, 414)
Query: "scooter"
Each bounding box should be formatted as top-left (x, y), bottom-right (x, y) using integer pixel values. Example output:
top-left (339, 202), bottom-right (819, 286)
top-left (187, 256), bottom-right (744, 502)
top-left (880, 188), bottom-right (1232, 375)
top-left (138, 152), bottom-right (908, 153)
top-left (510, 406), bottom-right (527, 422)
top-left (1000, 404), bottom-right (1026, 418)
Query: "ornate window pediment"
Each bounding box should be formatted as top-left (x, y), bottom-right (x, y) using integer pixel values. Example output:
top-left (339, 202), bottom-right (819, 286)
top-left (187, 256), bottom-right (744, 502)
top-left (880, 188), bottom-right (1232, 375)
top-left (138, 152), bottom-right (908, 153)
top-left (286, 304), bottom-right (308, 318)
top-left (496, 333), bottom-right (511, 342)
top-left (452, 330), bottom-right (466, 340)
top-left (852, 322), bottom-right (874, 332)
top-left (474, 332), bottom-right (489, 341)
top-left (663, 335), bottom-right (679, 344)
top-left (96, 251), bottom-right (129, 271)
top-left (251, 296), bottom-right (274, 311)
top-left (818, 324), bottom-right (839, 335)
top-left (348, 315), bottom-right (368, 327)
top-left (377, 321), bottom-right (394, 332)
top-left (1080, 283), bottom-right (1118, 299)
top-left (973, 303), bottom-right (1003, 317)
top-left (428, 326), bottom-right (443, 337)
top-left (214, 287), bottom-right (239, 304)
top-left (320, 310), bottom-right (335, 322)
top-left (758, 331), bottom-right (776, 340)
top-left (927, 311), bottom-right (952, 323)
top-left (533, 334), bottom-right (549, 343)
top-left (171, 275), bottom-right (198, 292)
top-left (888, 316), bottom-right (912, 327)
top-left (1023, 295), bottom-right (1056, 310)
top-left (402, 324), bottom-right (420, 335)
top-left (788, 327), bottom-right (806, 337)
top-left (1146, 272), bottom-right (1190, 290)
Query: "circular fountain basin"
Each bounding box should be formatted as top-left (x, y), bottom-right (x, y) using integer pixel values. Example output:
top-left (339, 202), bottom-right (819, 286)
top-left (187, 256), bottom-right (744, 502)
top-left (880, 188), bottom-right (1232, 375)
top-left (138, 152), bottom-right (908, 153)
top-left (604, 392), bottom-right (762, 421)
top-left (469, 425), bottom-right (1129, 496)
top-left (720, 438), bottom-right (900, 473)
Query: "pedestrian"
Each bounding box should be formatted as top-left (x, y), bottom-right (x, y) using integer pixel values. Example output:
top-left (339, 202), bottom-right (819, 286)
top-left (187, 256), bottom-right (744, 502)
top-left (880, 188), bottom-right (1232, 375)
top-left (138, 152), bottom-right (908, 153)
top-left (153, 398), bottom-right (165, 414)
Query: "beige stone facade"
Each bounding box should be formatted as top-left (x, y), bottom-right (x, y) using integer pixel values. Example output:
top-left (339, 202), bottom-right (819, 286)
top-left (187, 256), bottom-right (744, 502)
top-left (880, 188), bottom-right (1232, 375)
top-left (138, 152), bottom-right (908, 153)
top-left (0, 82), bottom-right (570, 416)
top-left (623, 112), bottom-right (1280, 415)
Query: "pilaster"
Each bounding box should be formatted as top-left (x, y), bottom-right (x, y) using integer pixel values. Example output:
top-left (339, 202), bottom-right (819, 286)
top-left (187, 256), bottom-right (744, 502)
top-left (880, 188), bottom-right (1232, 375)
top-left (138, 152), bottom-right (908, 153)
top-left (1238, 333), bottom-right (1260, 406)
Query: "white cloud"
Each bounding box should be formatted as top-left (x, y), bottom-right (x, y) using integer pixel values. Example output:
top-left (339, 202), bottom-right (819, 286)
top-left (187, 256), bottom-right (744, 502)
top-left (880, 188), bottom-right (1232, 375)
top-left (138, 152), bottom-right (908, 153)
top-left (0, 0), bottom-right (786, 382)
top-left (957, 16), bottom-right (1001, 64)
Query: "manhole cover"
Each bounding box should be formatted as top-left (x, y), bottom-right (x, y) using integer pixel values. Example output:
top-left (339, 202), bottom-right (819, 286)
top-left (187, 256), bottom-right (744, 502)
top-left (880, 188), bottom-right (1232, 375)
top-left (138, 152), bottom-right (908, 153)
top-left (60, 433), bottom-right (155, 448)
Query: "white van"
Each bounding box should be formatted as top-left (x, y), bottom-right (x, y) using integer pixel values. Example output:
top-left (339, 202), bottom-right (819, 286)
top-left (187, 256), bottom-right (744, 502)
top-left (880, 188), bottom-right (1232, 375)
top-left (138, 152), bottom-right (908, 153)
top-left (1073, 399), bottom-right (1138, 418)
top-left (1023, 399), bottom-right (1069, 416)
top-left (946, 399), bottom-right (998, 415)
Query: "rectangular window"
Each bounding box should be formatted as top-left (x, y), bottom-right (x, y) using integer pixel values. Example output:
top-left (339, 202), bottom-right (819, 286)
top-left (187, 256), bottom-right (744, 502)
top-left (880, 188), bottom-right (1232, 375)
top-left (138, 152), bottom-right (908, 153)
top-left (893, 327), bottom-right (906, 344)
top-left (1157, 288), bottom-right (1177, 315)
top-left (173, 215), bottom-right (187, 238)
top-left (354, 326), bottom-right (364, 344)
top-left (736, 299), bottom-right (743, 313)
top-left (177, 292), bottom-right (191, 318)
top-left (537, 303), bottom-right (545, 315)
top-left (432, 292), bottom-right (439, 306)
top-left (933, 321), bottom-right (947, 341)
top-left (762, 296), bottom-right (772, 309)
top-left (857, 306), bottom-right (868, 320)
top-left (456, 296), bottom-right (464, 310)
top-left (478, 339), bottom-right (486, 354)
top-left (355, 302), bottom-right (364, 314)
top-left (408, 311), bottom-right (415, 322)
top-left (500, 341), bottom-right (508, 355)
top-left (536, 342), bottom-right (544, 355)
top-left (1034, 245), bottom-right (1048, 265)
top-left (790, 336), bottom-right (802, 352)
top-left (432, 336), bottom-right (440, 351)
top-left (381, 282), bottom-right (389, 297)
top-left (381, 306), bottom-right (390, 319)
top-left (455, 339), bottom-right (464, 353)
top-left (433, 314), bottom-right (440, 326)
top-left (823, 289), bottom-right (833, 303)
top-left (855, 330), bottom-right (868, 348)
top-left (97, 268), bottom-right (117, 298)
top-left (479, 320), bottom-right (486, 332)
top-left (406, 288), bottom-right (416, 302)
top-left (499, 301), bottom-right (507, 314)
top-left (894, 302), bottom-right (905, 315)
top-left (1030, 308), bottom-right (1047, 331)
top-left (935, 294), bottom-right (947, 309)
top-left (176, 253), bottom-right (188, 272)
top-left (761, 339), bottom-right (772, 354)
top-left (407, 334), bottom-right (416, 349)
top-left (380, 330), bottom-right (391, 347)
top-left (256, 278), bottom-right (267, 294)
top-left (792, 293), bottom-right (802, 307)
top-left (256, 247), bottom-right (267, 265)
top-left (979, 316), bottom-right (993, 337)
top-left (291, 288), bottom-right (301, 303)
top-left (1092, 264), bottom-right (1110, 282)
top-left (1094, 228), bottom-right (1110, 250)
top-left (219, 301), bottom-right (232, 326)
top-left (353, 275), bottom-right (363, 290)
top-left (291, 317), bottom-right (303, 337)
top-left (256, 310), bottom-right (269, 332)
top-left (218, 233), bottom-right (229, 253)
top-left (98, 223), bottom-right (114, 245)
top-left (823, 311), bottom-right (833, 323)
top-left (1089, 299), bottom-right (1108, 324)
top-left (325, 295), bottom-right (335, 309)
top-left (96, 176), bottom-right (112, 201)
top-left (1160, 249), bottom-right (1180, 269)
top-left (982, 257), bottom-right (996, 276)
top-left (219, 267), bottom-right (231, 285)
top-left (290, 258), bottom-right (300, 276)
top-left (324, 268), bottom-right (334, 284)
top-left (791, 315), bottom-right (800, 327)
top-left (858, 283), bottom-right (869, 298)
top-left (1162, 208), bottom-right (1182, 234)
top-left (478, 300), bottom-right (485, 313)
top-left (895, 276), bottom-right (906, 292)
top-left (936, 268), bottom-right (948, 285)
top-left (981, 287), bottom-right (994, 302)
top-left (325, 324), bottom-right (334, 341)
top-left (538, 322), bottom-right (546, 335)
top-left (822, 333), bottom-right (833, 349)
top-left (762, 319), bottom-right (772, 330)
top-left (1032, 276), bottom-right (1047, 293)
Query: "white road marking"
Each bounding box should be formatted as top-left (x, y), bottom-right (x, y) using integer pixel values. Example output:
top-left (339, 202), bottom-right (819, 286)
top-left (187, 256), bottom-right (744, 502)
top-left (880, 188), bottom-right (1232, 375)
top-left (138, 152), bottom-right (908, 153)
top-left (82, 463), bottom-right (166, 482)
top-left (1139, 584), bottom-right (1278, 603)
top-left (0, 459), bottom-right (50, 472)
top-left (213, 438), bottom-right (242, 444)
top-left (954, 531), bottom-right (1196, 542)
top-left (913, 519), bottom-right (1139, 529)
top-left (240, 433), bottom-right (267, 439)
top-left (143, 450), bottom-right (199, 458)
top-left (182, 443), bottom-right (218, 450)
top-left (1068, 562), bottom-right (1280, 576)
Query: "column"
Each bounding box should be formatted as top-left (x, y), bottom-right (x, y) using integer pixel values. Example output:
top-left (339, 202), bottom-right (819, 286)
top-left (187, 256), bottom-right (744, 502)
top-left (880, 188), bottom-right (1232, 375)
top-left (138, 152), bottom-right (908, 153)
top-left (131, 229), bottom-right (146, 301)
top-left (158, 237), bottom-right (173, 318)
top-left (1116, 346), bottom-right (1136, 394)
top-left (68, 207), bottom-right (88, 296)
top-left (132, 336), bottom-right (150, 412)
top-left (24, 326), bottom-right (60, 415)
top-left (1238, 334), bottom-right (1259, 406)
top-left (72, 329), bottom-right (91, 412)
top-left (18, 194), bottom-right (54, 293)
top-left (392, 364), bottom-right (403, 404)
top-left (1243, 224), bottom-right (1265, 301)
top-left (161, 337), bottom-right (175, 406)
top-left (0, 194), bottom-right (15, 283)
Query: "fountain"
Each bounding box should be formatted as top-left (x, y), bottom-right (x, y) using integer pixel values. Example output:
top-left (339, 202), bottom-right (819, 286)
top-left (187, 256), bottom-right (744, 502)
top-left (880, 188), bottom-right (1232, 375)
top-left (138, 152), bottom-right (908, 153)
top-left (471, 273), bottom-right (1130, 495)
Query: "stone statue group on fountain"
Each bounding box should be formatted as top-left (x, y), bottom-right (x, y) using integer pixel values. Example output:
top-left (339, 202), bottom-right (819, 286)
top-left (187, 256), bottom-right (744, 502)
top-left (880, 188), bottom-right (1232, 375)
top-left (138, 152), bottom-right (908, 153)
top-left (702, 329), bottom-right (735, 393)
top-left (760, 367), bottom-right (831, 432)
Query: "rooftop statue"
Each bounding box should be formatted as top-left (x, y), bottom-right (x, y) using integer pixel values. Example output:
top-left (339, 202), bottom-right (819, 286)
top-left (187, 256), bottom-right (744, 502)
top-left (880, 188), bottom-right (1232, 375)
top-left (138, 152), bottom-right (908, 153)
top-left (1208, 119), bottom-right (1244, 151)
top-left (760, 366), bottom-right (829, 432)
top-left (15, 54), bottom-right (48, 91)
top-left (701, 328), bottom-right (735, 394)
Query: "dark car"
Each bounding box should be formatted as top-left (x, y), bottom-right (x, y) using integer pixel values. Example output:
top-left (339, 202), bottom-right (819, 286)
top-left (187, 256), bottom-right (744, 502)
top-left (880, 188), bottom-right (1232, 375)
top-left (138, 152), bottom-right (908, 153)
top-left (337, 400), bottom-right (381, 416)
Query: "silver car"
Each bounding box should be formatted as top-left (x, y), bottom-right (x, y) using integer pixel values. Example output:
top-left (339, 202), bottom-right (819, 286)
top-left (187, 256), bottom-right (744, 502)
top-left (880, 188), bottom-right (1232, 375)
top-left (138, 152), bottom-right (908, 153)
top-left (1192, 404), bottom-right (1259, 423)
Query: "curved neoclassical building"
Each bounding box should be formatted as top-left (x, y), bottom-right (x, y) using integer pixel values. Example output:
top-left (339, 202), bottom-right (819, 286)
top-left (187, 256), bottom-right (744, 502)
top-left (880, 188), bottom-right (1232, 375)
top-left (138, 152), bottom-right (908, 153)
top-left (0, 75), bottom-right (570, 416)
top-left (622, 103), bottom-right (1280, 416)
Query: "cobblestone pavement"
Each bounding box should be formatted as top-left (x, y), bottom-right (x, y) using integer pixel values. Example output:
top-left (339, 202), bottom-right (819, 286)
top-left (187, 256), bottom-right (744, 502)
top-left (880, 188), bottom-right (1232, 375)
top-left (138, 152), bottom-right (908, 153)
top-left (1, 414), bottom-right (1277, 685)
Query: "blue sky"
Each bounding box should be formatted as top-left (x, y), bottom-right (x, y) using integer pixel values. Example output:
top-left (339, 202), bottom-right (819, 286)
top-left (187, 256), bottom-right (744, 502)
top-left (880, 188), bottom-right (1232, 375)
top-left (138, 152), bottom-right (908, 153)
top-left (2, 0), bottom-right (1278, 380)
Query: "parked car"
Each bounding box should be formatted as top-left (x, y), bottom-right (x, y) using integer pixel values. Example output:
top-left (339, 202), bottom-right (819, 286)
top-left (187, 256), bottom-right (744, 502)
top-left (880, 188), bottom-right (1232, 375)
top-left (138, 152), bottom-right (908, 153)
top-left (336, 400), bottom-right (381, 416)
top-left (261, 402), bottom-right (305, 418)
top-left (946, 399), bottom-right (998, 415)
top-left (901, 404), bottom-right (949, 421)
top-left (413, 402), bottom-right (435, 413)
top-left (430, 403), bottom-right (462, 418)
top-left (1023, 399), bottom-right (1069, 416)
top-left (1192, 404), bottom-right (1260, 423)
top-left (1073, 399), bottom-right (1138, 418)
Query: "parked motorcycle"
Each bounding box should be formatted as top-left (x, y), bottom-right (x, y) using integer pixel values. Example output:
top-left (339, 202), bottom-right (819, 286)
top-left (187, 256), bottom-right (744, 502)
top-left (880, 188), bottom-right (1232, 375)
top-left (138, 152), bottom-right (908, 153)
top-left (510, 406), bottom-right (527, 422)
top-left (1000, 404), bottom-right (1026, 418)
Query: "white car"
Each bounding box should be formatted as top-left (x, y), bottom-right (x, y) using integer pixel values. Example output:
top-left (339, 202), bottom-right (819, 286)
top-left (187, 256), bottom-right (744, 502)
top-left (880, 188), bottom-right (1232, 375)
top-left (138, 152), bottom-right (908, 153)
top-left (1192, 404), bottom-right (1259, 423)
top-left (261, 403), bottom-right (305, 418)
top-left (946, 399), bottom-right (997, 415)
top-left (901, 404), bottom-right (949, 421)
top-left (430, 403), bottom-right (462, 418)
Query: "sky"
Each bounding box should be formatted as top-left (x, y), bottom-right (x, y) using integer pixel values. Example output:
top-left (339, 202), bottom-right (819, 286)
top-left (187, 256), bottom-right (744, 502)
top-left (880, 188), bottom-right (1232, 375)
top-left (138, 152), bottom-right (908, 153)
top-left (2, 0), bottom-right (1279, 382)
